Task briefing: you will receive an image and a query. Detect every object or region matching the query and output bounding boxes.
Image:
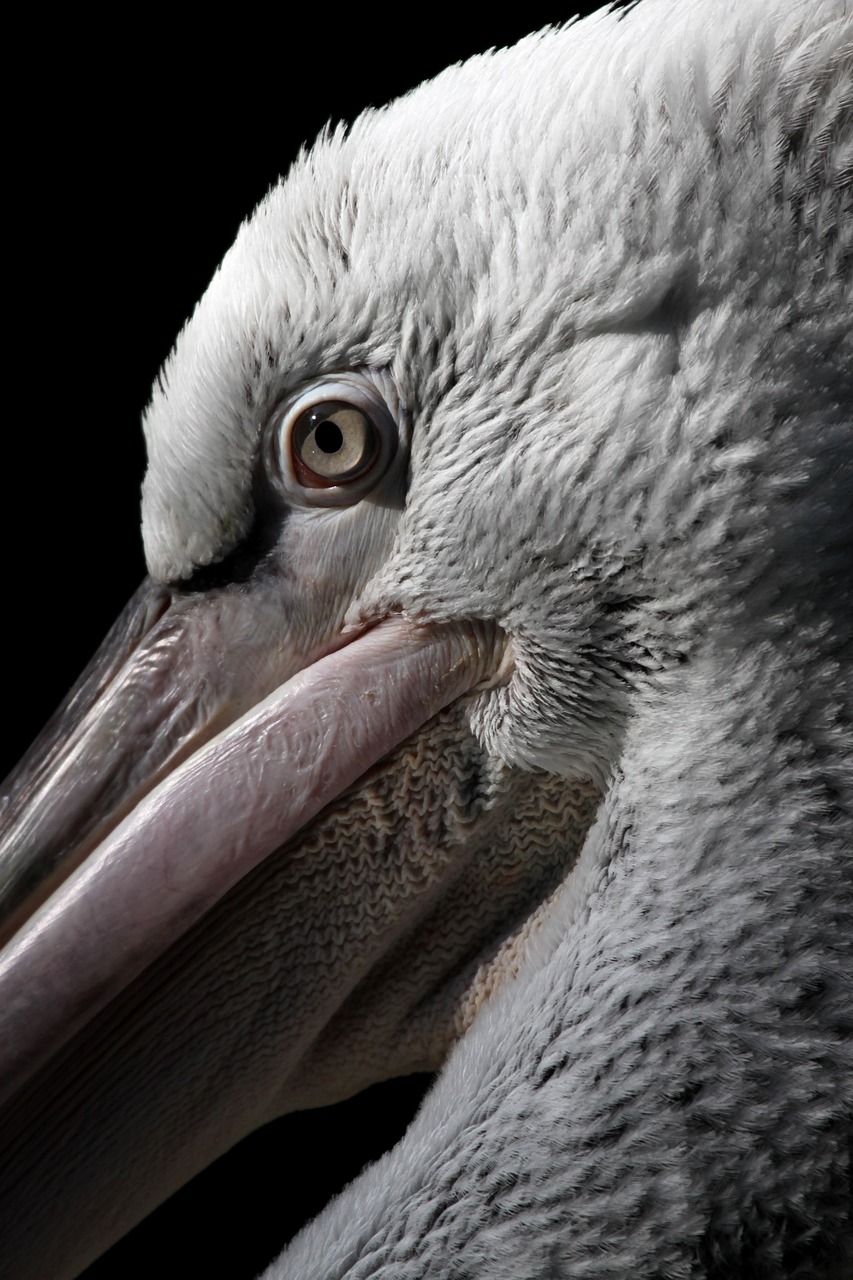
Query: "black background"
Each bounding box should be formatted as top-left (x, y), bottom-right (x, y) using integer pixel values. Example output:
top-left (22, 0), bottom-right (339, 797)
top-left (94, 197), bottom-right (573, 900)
top-left (6, 7), bottom-right (606, 1277)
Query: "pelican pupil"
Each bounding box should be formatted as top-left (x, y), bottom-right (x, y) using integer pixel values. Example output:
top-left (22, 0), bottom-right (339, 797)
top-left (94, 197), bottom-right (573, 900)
top-left (315, 421), bottom-right (344, 453)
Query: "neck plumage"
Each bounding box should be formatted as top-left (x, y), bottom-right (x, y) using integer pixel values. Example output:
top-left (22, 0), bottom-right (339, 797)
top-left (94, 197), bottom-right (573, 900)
top-left (277, 631), bottom-right (851, 1278)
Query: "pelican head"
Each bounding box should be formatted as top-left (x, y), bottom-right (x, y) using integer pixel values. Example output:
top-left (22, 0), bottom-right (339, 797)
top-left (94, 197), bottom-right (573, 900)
top-left (2, 1), bottom-right (851, 1276)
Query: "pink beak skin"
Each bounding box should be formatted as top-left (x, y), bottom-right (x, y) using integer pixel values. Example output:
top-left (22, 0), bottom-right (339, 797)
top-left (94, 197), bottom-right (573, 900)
top-left (0, 579), bottom-right (496, 1276)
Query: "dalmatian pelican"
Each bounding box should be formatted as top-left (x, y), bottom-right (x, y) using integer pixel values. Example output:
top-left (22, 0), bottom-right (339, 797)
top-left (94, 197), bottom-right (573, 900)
top-left (1, 1), bottom-right (851, 1276)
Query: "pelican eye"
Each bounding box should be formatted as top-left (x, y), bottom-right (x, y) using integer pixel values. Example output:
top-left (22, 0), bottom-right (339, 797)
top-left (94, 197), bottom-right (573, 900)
top-left (269, 373), bottom-right (401, 508)
top-left (291, 401), bottom-right (379, 488)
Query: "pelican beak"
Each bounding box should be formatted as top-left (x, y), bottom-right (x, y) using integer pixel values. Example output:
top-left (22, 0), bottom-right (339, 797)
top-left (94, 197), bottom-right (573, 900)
top-left (0, 577), bottom-right (501, 1278)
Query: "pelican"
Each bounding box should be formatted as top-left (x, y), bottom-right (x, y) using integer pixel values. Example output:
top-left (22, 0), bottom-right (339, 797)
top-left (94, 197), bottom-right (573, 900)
top-left (2, 0), bottom-right (851, 1276)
